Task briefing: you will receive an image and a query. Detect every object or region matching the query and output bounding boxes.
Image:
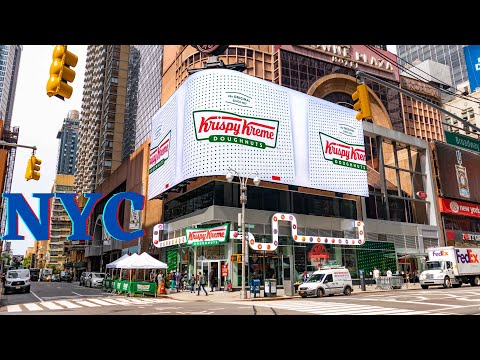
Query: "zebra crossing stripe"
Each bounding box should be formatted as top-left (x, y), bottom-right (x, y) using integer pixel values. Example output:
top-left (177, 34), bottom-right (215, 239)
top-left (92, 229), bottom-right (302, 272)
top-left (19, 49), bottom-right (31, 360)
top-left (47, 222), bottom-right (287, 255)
top-left (24, 303), bottom-right (43, 311)
top-left (55, 300), bottom-right (81, 309)
top-left (100, 298), bottom-right (134, 305)
top-left (7, 305), bottom-right (22, 313)
top-left (73, 300), bottom-right (100, 307)
top-left (86, 298), bottom-right (117, 306)
top-left (41, 301), bottom-right (63, 310)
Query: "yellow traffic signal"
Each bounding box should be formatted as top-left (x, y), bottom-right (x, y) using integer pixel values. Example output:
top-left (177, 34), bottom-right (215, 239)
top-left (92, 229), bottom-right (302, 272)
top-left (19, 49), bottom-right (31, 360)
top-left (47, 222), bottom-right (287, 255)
top-left (46, 45), bottom-right (78, 100)
top-left (352, 83), bottom-right (372, 121)
top-left (25, 155), bottom-right (42, 181)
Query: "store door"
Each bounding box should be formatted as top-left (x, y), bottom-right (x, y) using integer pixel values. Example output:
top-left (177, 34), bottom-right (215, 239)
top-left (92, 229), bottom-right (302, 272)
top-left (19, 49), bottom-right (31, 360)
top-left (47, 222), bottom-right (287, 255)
top-left (197, 260), bottom-right (221, 291)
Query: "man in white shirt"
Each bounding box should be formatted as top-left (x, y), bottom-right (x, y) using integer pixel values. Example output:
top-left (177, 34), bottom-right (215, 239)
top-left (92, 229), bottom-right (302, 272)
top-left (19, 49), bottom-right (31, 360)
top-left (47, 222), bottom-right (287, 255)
top-left (386, 269), bottom-right (393, 277)
top-left (373, 267), bottom-right (380, 288)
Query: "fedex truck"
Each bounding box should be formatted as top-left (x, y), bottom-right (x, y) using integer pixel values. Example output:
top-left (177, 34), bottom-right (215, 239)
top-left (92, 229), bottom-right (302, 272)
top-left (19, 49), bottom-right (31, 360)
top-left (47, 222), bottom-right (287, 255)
top-left (419, 246), bottom-right (480, 289)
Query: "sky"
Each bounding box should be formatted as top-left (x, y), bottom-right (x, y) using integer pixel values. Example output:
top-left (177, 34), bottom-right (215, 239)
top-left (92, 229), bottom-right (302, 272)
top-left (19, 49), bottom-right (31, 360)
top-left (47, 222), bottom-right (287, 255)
top-left (7, 45), bottom-right (88, 256)
top-left (6, 44), bottom-right (398, 257)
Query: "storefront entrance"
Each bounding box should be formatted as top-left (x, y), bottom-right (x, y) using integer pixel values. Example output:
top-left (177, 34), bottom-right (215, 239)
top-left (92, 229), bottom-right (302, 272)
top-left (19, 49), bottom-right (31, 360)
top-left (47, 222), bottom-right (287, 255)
top-left (197, 260), bottom-right (222, 291)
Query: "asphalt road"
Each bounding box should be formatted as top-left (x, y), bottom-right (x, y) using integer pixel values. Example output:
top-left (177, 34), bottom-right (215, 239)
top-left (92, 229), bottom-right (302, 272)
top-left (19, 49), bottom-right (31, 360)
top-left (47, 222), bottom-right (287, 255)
top-left (3, 282), bottom-right (480, 315)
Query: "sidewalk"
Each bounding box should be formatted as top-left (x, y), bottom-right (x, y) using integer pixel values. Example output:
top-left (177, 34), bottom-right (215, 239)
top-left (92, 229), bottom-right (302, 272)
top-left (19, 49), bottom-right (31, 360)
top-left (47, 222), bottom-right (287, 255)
top-left (151, 282), bottom-right (423, 303)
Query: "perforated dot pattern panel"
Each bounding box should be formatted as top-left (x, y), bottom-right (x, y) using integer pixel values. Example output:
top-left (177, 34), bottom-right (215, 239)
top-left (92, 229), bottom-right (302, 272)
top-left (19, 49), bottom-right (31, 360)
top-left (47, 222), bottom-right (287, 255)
top-left (308, 99), bottom-right (368, 196)
top-left (148, 94), bottom-right (177, 200)
top-left (183, 70), bottom-right (294, 182)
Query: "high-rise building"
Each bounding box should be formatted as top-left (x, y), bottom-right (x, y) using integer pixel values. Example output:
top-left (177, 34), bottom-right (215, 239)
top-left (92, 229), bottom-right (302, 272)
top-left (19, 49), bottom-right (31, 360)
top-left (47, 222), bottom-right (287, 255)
top-left (0, 45), bottom-right (21, 244)
top-left (56, 109), bottom-right (79, 175)
top-left (48, 174), bottom-right (75, 270)
top-left (75, 45), bottom-right (130, 194)
top-left (124, 45), bottom-right (163, 156)
top-left (0, 45), bottom-right (22, 128)
top-left (396, 45), bottom-right (467, 90)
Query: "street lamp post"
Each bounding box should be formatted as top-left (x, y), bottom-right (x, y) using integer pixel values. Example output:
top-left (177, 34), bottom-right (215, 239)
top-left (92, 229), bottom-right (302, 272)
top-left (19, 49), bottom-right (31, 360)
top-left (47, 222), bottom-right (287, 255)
top-left (226, 168), bottom-right (261, 299)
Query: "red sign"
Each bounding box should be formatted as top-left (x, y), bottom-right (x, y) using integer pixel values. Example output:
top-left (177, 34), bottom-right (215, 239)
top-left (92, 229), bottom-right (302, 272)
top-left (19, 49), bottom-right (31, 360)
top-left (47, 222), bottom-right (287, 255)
top-left (438, 197), bottom-right (480, 219)
top-left (221, 263), bottom-right (228, 277)
top-left (416, 191), bottom-right (427, 199)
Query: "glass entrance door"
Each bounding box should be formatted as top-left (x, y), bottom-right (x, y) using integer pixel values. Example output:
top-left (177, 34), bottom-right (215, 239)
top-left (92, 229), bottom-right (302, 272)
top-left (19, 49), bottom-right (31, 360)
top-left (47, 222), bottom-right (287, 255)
top-left (196, 260), bottom-right (221, 291)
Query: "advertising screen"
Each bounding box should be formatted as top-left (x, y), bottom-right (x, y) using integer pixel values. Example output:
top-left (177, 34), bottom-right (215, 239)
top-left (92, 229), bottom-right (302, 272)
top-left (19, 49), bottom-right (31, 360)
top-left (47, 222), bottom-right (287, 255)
top-left (148, 69), bottom-right (368, 200)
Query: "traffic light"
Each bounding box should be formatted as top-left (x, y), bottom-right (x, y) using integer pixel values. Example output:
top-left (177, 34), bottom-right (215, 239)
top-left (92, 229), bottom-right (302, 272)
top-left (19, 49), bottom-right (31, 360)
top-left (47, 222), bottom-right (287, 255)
top-left (46, 45), bottom-right (78, 100)
top-left (25, 155), bottom-right (42, 181)
top-left (352, 83), bottom-right (372, 121)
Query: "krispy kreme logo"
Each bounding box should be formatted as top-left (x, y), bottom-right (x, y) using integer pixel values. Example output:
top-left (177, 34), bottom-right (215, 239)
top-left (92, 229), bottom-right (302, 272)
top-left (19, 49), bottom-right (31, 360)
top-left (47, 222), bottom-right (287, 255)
top-left (149, 131), bottom-right (170, 174)
top-left (193, 110), bottom-right (279, 149)
top-left (320, 132), bottom-right (366, 171)
top-left (186, 223), bottom-right (230, 246)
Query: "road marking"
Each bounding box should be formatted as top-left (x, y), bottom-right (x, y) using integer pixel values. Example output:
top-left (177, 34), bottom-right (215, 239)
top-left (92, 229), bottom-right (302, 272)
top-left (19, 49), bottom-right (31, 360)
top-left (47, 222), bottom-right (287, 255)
top-left (72, 292), bottom-right (82, 296)
top-left (207, 308), bottom-right (225, 310)
top-left (7, 305), bottom-right (22, 313)
top-left (40, 301), bottom-right (63, 310)
top-left (24, 303), bottom-right (43, 311)
top-left (31, 291), bottom-right (44, 302)
top-left (54, 300), bottom-right (81, 309)
top-left (86, 298), bottom-right (116, 306)
top-left (73, 300), bottom-right (100, 307)
top-left (95, 298), bottom-right (128, 305)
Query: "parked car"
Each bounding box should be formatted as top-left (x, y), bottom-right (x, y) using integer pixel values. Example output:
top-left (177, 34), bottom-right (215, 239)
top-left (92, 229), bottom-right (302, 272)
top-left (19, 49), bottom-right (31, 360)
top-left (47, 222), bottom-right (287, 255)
top-left (79, 272), bottom-right (90, 286)
top-left (60, 271), bottom-right (72, 282)
top-left (85, 272), bottom-right (105, 288)
top-left (4, 269), bottom-right (31, 294)
top-left (298, 266), bottom-right (353, 298)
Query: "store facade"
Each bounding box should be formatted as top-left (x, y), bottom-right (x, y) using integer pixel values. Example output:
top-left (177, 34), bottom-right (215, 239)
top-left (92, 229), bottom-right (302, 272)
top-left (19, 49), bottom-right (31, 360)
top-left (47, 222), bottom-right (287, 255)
top-left (148, 69), bottom-right (440, 289)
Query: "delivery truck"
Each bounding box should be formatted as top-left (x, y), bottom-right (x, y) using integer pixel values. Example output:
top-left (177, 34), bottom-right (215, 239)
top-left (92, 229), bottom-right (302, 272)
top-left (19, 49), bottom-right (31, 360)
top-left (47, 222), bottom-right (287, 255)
top-left (419, 246), bottom-right (480, 289)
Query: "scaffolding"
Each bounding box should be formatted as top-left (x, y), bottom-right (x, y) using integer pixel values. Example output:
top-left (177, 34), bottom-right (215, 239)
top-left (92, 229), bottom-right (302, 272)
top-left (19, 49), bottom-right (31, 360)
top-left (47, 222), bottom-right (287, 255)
top-left (0, 126), bottom-right (19, 234)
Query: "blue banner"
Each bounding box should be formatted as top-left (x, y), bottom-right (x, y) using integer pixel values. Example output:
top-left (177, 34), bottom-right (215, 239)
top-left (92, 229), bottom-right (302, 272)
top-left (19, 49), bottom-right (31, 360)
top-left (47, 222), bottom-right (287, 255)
top-left (464, 45), bottom-right (480, 92)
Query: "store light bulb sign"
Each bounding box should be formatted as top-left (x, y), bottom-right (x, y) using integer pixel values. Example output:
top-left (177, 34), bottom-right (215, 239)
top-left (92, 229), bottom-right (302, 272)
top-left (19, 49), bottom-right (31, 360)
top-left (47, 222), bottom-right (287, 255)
top-left (0, 192), bottom-right (146, 241)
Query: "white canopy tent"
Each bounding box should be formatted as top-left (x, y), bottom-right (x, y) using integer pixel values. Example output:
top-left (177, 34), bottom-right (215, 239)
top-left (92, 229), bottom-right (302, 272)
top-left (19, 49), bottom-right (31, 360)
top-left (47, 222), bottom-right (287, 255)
top-left (116, 252), bottom-right (167, 269)
top-left (105, 253), bottom-right (130, 269)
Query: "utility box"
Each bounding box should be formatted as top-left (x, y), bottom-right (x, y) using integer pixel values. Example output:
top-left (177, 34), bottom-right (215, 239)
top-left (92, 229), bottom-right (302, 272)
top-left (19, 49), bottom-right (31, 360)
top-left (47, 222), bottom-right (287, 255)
top-left (264, 278), bottom-right (277, 297)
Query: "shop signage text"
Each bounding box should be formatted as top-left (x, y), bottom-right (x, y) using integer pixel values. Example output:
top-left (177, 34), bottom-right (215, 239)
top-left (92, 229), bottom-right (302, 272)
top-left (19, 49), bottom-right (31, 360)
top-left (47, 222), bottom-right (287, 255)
top-left (193, 110), bottom-right (279, 149)
top-left (149, 131), bottom-right (170, 174)
top-left (301, 45), bottom-right (394, 73)
top-left (438, 197), bottom-right (480, 219)
top-left (186, 223), bottom-right (230, 246)
top-left (320, 132), bottom-right (366, 171)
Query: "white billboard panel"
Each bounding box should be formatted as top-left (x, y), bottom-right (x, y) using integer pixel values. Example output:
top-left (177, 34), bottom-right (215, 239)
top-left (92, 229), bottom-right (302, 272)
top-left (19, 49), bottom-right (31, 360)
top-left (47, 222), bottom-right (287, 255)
top-left (148, 69), bottom-right (368, 200)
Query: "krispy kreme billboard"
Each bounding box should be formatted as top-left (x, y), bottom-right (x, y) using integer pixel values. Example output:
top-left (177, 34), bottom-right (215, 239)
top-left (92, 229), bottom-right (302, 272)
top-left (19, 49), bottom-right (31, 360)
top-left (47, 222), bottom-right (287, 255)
top-left (148, 69), bottom-right (368, 200)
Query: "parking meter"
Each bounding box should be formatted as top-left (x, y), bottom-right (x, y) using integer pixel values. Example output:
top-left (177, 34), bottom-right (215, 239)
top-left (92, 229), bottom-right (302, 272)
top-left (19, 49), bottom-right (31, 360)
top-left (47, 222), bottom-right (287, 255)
top-left (359, 269), bottom-right (366, 291)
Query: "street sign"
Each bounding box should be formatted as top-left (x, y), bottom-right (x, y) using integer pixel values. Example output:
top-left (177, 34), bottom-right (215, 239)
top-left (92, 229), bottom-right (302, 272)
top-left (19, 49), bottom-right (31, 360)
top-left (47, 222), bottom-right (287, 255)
top-left (222, 263), bottom-right (228, 277)
top-left (444, 130), bottom-right (480, 154)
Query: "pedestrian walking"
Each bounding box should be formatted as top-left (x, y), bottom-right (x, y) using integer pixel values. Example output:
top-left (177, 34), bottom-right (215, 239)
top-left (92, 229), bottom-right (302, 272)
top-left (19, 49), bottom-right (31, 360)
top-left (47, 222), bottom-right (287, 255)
top-left (209, 268), bottom-right (216, 292)
top-left (189, 273), bottom-right (196, 293)
top-left (197, 271), bottom-right (208, 296)
top-left (373, 267), bottom-right (380, 288)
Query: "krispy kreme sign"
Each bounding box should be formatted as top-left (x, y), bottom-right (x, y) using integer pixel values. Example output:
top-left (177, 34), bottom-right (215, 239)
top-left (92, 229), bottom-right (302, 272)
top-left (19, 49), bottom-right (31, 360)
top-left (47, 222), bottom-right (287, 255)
top-left (320, 132), bottom-right (366, 171)
top-left (193, 110), bottom-right (279, 149)
top-left (149, 131), bottom-right (170, 174)
top-left (186, 223), bottom-right (230, 246)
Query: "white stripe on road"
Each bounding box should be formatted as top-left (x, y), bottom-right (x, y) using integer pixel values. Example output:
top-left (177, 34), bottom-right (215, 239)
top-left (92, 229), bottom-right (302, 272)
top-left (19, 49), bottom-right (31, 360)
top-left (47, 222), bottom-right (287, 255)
top-left (100, 298), bottom-right (134, 305)
top-left (71, 292), bottom-right (82, 296)
top-left (7, 305), bottom-right (22, 313)
top-left (31, 291), bottom-right (44, 302)
top-left (73, 300), bottom-right (100, 307)
top-left (86, 298), bottom-right (116, 306)
top-left (41, 301), bottom-right (63, 310)
top-left (24, 303), bottom-right (43, 311)
top-left (55, 300), bottom-right (81, 309)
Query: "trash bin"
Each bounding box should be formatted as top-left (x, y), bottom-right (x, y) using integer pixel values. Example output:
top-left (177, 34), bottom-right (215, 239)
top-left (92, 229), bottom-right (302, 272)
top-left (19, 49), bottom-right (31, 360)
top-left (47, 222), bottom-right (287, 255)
top-left (264, 278), bottom-right (277, 297)
top-left (250, 278), bottom-right (260, 298)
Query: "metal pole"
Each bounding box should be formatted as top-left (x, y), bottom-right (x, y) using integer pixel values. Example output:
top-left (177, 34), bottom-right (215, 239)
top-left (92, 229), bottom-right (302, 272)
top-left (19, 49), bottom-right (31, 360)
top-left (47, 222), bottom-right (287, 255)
top-left (0, 140), bottom-right (37, 151)
top-left (356, 70), bottom-right (480, 134)
top-left (240, 178), bottom-right (247, 300)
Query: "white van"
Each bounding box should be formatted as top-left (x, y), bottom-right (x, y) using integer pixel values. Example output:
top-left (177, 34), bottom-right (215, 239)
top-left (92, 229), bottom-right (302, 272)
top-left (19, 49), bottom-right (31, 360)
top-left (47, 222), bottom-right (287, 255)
top-left (297, 266), bottom-right (353, 298)
top-left (4, 269), bottom-right (31, 294)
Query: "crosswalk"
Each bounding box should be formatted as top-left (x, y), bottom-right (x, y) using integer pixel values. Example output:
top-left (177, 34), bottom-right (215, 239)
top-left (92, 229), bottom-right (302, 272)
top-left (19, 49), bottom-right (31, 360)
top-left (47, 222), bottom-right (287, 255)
top-left (229, 300), bottom-right (449, 315)
top-left (2, 296), bottom-right (177, 313)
